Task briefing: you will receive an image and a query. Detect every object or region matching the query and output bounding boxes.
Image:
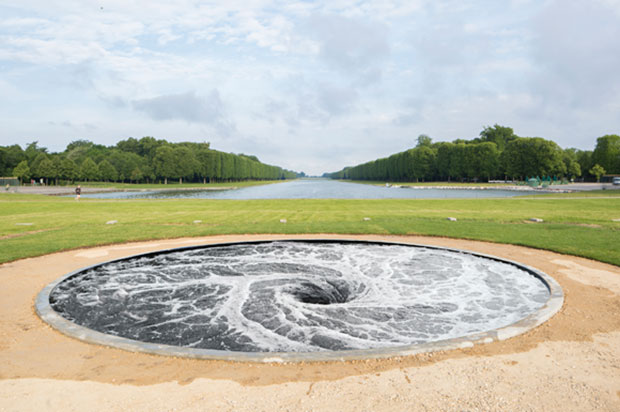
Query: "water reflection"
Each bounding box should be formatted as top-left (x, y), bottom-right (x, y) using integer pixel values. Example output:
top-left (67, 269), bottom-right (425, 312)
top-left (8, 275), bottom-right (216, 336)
top-left (82, 179), bottom-right (529, 200)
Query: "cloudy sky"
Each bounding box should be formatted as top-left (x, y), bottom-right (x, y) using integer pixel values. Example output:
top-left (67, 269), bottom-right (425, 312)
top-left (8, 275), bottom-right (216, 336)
top-left (1, 0), bottom-right (619, 175)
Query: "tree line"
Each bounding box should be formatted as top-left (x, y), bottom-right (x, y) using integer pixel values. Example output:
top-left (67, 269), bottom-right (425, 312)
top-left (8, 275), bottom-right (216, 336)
top-left (325, 126), bottom-right (620, 182)
top-left (0, 137), bottom-right (299, 185)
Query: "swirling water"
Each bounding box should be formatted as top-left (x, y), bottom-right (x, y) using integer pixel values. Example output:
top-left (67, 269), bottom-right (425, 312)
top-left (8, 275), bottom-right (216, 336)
top-left (50, 242), bottom-right (549, 352)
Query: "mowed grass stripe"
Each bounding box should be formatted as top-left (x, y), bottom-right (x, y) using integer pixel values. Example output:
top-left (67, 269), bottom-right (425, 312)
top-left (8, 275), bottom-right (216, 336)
top-left (1, 194), bottom-right (618, 266)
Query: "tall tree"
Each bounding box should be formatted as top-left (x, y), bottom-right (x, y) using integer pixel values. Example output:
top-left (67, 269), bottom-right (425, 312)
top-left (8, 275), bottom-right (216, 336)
top-left (589, 164), bottom-right (606, 182)
top-left (576, 150), bottom-right (593, 180)
top-left (79, 157), bottom-right (100, 181)
top-left (479, 125), bottom-right (516, 152)
top-left (24, 141), bottom-right (47, 163)
top-left (30, 152), bottom-right (49, 179)
top-left (472, 142), bottom-right (500, 181)
top-left (37, 158), bottom-right (55, 185)
top-left (13, 160), bottom-right (30, 184)
top-left (59, 159), bottom-right (78, 182)
top-left (0, 145), bottom-right (25, 175)
top-left (592, 134), bottom-right (620, 174)
top-left (174, 146), bottom-right (199, 184)
top-left (98, 159), bottom-right (118, 182)
top-left (153, 146), bottom-right (176, 184)
top-left (503, 137), bottom-right (565, 179)
top-left (416, 134), bottom-right (432, 148)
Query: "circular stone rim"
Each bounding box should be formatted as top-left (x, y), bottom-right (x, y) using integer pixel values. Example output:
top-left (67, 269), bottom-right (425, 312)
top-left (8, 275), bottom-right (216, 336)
top-left (35, 239), bottom-right (564, 363)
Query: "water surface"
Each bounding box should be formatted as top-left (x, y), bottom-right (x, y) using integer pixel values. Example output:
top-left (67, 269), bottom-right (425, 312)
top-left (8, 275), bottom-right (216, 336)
top-left (50, 241), bottom-right (549, 352)
top-left (82, 179), bottom-right (526, 199)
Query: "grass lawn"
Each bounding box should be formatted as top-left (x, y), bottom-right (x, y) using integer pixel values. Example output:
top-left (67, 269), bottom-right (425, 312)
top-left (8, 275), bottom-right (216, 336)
top-left (1, 192), bottom-right (619, 266)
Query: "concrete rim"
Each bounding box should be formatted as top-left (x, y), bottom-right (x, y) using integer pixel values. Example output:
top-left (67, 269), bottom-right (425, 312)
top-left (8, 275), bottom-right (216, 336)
top-left (35, 239), bottom-right (564, 363)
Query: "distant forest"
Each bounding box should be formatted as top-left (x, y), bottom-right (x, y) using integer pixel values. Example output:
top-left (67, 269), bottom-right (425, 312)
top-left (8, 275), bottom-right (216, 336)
top-left (325, 126), bottom-right (620, 182)
top-left (0, 137), bottom-right (299, 184)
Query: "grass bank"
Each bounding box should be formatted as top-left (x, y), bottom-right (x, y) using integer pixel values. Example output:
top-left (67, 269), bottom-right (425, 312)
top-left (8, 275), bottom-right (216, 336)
top-left (1, 193), bottom-right (619, 266)
top-left (341, 180), bottom-right (516, 187)
top-left (22, 180), bottom-right (285, 190)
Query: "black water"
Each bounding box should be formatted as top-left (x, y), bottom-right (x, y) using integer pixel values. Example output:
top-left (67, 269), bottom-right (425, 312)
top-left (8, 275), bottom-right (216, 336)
top-left (49, 241), bottom-right (549, 352)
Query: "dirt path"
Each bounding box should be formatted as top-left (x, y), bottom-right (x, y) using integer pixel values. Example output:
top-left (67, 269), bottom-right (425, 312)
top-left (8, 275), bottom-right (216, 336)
top-left (1, 234), bottom-right (619, 411)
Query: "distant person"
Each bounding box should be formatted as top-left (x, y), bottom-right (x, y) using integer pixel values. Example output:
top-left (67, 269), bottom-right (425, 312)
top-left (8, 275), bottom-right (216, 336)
top-left (75, 185), bottom-right (81, 200)
top-left (5, 184), bottom-right (9, 192)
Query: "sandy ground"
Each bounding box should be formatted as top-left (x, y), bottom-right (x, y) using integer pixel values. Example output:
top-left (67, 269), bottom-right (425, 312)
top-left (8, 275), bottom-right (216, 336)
top-left (1, 234), bottom-right (619, 411)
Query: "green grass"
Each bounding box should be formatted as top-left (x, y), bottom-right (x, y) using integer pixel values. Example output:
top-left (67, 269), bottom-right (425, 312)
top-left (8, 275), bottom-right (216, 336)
top-left (1, 193), bottom-right (619, 266)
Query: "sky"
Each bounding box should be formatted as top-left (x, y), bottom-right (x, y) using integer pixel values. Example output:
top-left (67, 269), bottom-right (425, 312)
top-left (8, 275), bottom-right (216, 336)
top-left (1, 0), bottom-right (619, 175)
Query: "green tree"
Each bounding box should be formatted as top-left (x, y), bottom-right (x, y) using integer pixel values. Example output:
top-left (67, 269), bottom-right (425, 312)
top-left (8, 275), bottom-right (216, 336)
top-left (448, 143), bottom-right (467, 180)
top-left (576, 150), bottom-right (593, 180)
top-left (479, 125), bottom-right (516, 152)
top-left (220, 152), bottom-right (235, 181)
top-left (60, 159), bottom-right (78, 182)
top-left (567, 161), bottom-right (581, 179)
top-left (562, 149), bottom-right (582, 180)
top-left (79, 157), bottom-right (100, 181)
top-left (115, 137), bottom-right (141, 155)
top-left (37, 158), bottom-right (55, 185)
top-left (30, 152), bottom-right (49, 179)
top-left (435, 142), bottom-right (454, 181)
top-left (195, 145), bottom-right (214, 183)
top-left (592, 134), bottom-right (620, 174)
top-left (411, 146), bottom-right (436, 181)
top-left (108, 150), bottom-right (142, 182)
top-left (0, 145), bottom-right (26, 176)
top-left (589, 164), bottom-right (606, 182)
top-left (0, 147), bottom-right (8, 176)
top-left (13, 160), bottom-right (30, 184)
top-left (153, 146), bottom-right (176, 184)
top-left (174, 146), bottom-right (199, 184)
top-left (139, 136), bottom-right (167, 160)
top-left (98, 159), bottom-right (118, 182)
top-left (65, 140), bottom-right (95, 165)
top-left (140, 164), bottom-right (155, 183)
top-left (51, 157), bottom-right (62, 185)
top-left (130, 167), bottom-right (143, 183)
top-left (416, 134), bottom-right (432, 148)
top-left (24, 141), bottom-right (47, 164)
top-left (473, 142), bottom-right (500, 181)
top-left (503, 137), bottom-right (565, 180)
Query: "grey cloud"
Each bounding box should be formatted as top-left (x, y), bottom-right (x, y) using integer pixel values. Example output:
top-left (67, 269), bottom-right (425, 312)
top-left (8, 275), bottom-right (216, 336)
top-left (317, 83), bottom-right (358, 116)
top-left (69, 63), bottom-right (96, 89)
top-left (531, 0), bottom-right (620, 108)
top-left (262, 99), bottom-right (300, 127)
top-left (306, 14), bottom-right (389, 84)
top-left (392, 112), bottom-right (421, 127)
top-left (47, 120), bottom-right (98, 130)
top-left (132, 90), bottom-right (235, 136)
top-left (99, 95), bottom-right (127, 108)
top-left (261, 82), bottom-right (358, 129)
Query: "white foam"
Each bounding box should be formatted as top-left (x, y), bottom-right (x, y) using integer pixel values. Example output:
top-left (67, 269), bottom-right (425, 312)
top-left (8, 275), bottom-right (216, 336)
top-left (50, 242), bottom-right (549, 352)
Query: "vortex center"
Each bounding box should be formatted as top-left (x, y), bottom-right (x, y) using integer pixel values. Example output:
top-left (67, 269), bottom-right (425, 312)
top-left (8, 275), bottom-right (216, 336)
top-left (291, 280), bottom-right (352, 305)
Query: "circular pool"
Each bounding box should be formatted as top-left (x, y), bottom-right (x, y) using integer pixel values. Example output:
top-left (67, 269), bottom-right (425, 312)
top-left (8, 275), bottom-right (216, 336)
top-left (36, 240), bottom-right (563, 361)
